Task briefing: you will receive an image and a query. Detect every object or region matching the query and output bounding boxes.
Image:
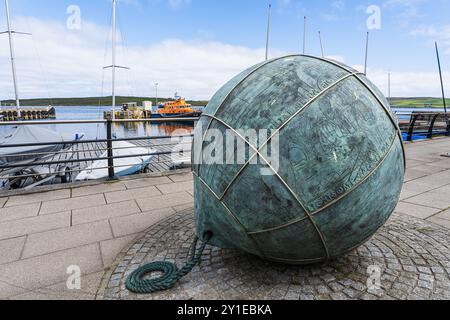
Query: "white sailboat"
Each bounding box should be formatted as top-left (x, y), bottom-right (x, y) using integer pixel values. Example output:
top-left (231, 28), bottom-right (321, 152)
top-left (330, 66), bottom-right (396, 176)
top-left (76, 0), bottom-right (156, 181)
top-left (0, 126), bottom-right (83, 166)
top-left (1, 0), bottom-right (27, 117)
top-left (76, 141), bottom-right (154, 180)
top-left (0, 0), bottom-right (83, 167)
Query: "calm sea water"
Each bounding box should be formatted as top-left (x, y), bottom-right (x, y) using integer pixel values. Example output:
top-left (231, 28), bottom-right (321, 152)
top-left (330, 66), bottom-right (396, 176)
top-left (391, 107), bottom-right (447, 121)
top-left (0, 106), bottom-right (199, 140)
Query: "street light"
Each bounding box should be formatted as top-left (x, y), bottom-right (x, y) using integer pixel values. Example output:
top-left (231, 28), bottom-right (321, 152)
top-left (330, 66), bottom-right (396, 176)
top-left (155, 83), bottom-right (159, 107)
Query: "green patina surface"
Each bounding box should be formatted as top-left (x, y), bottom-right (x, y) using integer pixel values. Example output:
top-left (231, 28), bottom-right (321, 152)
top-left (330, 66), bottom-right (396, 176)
top-left (193, 55), bottom-right (405, 265)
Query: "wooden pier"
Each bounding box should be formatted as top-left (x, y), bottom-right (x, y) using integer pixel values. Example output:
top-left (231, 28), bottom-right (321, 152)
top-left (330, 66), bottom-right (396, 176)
top-left (0, 107), bottom-right (56, 121)
top-left (0, 137), bottom-right (192, 190)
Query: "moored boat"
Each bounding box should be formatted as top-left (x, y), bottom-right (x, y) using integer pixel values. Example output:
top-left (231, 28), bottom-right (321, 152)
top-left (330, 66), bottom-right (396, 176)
top-left (75, 141), bottom-right (156, 181)
top-left (152, 94), bottom-right (202, 118)
top-left (0, 126), bottom-right (83, 165)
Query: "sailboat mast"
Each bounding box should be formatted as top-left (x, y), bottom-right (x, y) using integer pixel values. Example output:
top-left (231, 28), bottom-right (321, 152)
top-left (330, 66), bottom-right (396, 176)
top-left (318, 31), bottom-right (324, 57)
top-left (5, 0), bottom-right (20, 116)
top-left (303, 16), bottom-right (307, 54)
top-left (265, 4), bottom-right (271, 61)
top-left (435, 42), bottom-right (448, 121)
top-left (364, 31), bottom-right (369, 75)
top-left (111, 0), bottom-right (117, 120)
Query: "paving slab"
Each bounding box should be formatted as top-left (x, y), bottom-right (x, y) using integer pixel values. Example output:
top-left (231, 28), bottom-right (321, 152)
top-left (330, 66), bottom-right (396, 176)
top-left (0, 212), bottom-right (70, 241)
top-left (5, 189), bottom-right (70, 208)
top-left (400, 180), bottom-right (446, 200)
top-left (71, 182), bottom-right (126, 198)
top-left (404, 165), bottom-right (447, 182)
top-left (22, 220), bottom-right (113, 259)
top-left (0, 280), bottom-right (27, 299)
top-left (407, 153), bottom-right (444, 164)
top-left (425, 159), bottom-right (450, 169)
top-left (433, 209), bottom-right (450, 221)
top-left (10, 272), bottom-right (104, 300)
top-left (100, 234), bottom-right (142, 267)
top-left (410, 169), bottom-right (450, 189)
top-left (404, 185), bottom-right (450, 210)
top-left (109, 208), bottom-right (175, 238)
top-left (427, 217), bottom-right (450, 229)
top-left (104, 186), bottom-right (161, 204)
top-left (123, 176), bottom-right (172, 189)
top-left (71, 200), bottom-right (141, 225)
top-left (394, 201), bottom-right (442, 220)
top-left (173, 203), bottom-right (195, 213)
top-left (406, 159), bottom-right (428, 168)
top-left (0, 203), bottom-right (41, 223)
top-left (0, 198), bottom-right (8, 208)
top-left (156, 180), bottom-right (193, 195)
top-left (404, 168), bottom-right (429, 182)
top-left (168, 172), bottom-right (193, 183)
top-left (40, 194), bottom-right (106, 215)
top-left (0, 236), bottom-right (26, 265)
top-left (136, 191), bottom-right (193, 212)
top-left (0, 244), bottom-right (103, 292)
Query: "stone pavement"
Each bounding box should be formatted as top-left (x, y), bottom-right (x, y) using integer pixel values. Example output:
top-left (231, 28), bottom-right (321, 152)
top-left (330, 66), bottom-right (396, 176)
top-left (0, 137), bottom-right (450, 300)
top-left (0, 171), bottom-right (194, 300)
top-left (100, 210), bottom-right (450, 300)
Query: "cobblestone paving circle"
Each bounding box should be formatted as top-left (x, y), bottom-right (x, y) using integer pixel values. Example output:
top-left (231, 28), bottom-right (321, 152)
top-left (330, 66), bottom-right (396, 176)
top-left (100, 210), bottom-right (450, 300)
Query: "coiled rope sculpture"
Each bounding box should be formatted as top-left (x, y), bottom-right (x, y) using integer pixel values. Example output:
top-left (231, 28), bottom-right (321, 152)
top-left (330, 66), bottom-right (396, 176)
top-left (125, 232), bottom-right (212, 294)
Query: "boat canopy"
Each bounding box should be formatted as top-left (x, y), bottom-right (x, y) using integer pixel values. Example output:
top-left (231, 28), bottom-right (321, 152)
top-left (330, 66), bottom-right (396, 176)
top-left (0, 126), bottom-right (75, 165)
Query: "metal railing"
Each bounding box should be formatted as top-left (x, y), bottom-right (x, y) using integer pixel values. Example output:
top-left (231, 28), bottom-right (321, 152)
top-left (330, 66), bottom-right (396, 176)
top-left (0, 118), bottom-right (195, 190)
top-left (1, 112), bottom-right (449, 190)
top-left (395, 111), bottom-right (450, 142)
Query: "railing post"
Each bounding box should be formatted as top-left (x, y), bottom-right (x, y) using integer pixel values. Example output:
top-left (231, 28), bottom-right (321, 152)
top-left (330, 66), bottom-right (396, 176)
top-left (407, 114), bottom-right (419, 142)
top-left (106, 119), bottom-right (115, 180)
top-left (446, 117), bottom-right (450, 137)
top-left (427, 114), bottom-right (439, 139)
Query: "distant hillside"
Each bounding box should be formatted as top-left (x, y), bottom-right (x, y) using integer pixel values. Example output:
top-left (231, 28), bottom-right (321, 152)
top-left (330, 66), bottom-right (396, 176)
top-left (0, 96), bottom-right (209, 107)
top-left (390, 97), bottom-right (450, 108)
top-left (2, 96), bottom-right (449, 109)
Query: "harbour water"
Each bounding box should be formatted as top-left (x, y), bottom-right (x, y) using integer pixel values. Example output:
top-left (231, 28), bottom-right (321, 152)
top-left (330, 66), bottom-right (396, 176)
top-left (392, 107), bottom-right (447, 121)
top-left (0, 106), bottom-right (199, 140)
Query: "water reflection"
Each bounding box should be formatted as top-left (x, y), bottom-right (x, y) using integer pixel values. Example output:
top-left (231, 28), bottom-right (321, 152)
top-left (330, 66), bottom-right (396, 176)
top-left (0, 106), bottom-right (197, 140)
top-left (112, 121), bottom-right (195, 138)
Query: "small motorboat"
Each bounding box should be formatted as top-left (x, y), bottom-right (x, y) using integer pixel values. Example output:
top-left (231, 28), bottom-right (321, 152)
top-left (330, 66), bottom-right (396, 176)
top-left (76, 141), bottom-right (156, 181)
top-left (0, 126), bottom-right (84, 165)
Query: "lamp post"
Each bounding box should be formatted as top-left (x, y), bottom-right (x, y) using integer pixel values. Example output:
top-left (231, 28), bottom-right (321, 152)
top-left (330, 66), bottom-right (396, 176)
top-left (155, 83), bottom-right (159, 107)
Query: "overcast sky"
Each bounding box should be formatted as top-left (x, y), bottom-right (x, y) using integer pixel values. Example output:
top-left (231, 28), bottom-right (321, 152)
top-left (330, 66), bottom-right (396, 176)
top-left (1, 0), bottom-right (450, 101)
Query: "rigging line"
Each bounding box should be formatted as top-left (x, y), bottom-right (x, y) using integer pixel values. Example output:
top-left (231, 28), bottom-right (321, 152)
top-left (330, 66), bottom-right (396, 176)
top-left (24, 18), bottom-right (53, 107)
top-left (116, 13), bottom-right (138, 98)
top-left (116, 14), bottom-right (127, 97)
top-left (97, 69), bottom-right (106, 140)
top-left (96, 5), bottom-right (113, 140)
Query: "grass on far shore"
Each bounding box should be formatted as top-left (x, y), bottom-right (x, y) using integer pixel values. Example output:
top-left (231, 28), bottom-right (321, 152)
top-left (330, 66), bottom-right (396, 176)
top-left (1, 96), bottom-right (450, 108)
top-left (390, 97), bottom-right (450, 108)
